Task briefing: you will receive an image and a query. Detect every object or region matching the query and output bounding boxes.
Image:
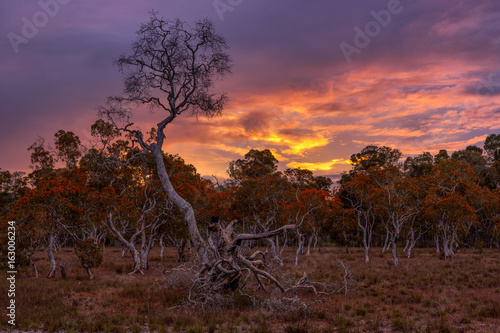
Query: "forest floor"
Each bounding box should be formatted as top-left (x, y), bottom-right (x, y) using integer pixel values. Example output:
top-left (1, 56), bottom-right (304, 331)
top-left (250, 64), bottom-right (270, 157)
top-left (1, 246), bottom-right (499, 332)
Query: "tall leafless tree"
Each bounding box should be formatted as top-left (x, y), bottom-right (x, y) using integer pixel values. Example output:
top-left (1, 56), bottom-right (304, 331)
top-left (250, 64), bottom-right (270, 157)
top-left (99, 12), bottom-right (300, 293)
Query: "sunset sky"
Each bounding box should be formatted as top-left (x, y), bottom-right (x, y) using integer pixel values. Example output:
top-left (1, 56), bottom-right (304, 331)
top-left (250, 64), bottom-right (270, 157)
top-left (1, 0), bottom-right (500, 180)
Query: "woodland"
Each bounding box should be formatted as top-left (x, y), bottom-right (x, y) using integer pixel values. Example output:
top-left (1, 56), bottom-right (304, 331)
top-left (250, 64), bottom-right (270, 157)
top-left (1, 12), bottom-right (500, 333)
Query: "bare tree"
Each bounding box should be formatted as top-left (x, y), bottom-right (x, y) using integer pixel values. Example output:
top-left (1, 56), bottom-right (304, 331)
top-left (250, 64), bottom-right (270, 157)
top-left (99, 13), bottom-right (301, 292)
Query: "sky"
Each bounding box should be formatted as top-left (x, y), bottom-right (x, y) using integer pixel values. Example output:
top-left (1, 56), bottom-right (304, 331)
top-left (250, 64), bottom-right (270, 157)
top-left (1, 0), bottom-right (500, 180)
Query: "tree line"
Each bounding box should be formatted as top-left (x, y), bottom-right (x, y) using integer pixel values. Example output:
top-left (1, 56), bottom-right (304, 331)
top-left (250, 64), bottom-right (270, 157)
top-left (1, 13), bottom-right (499, 283)
top-left (1, 128), bottom-right (499, 278)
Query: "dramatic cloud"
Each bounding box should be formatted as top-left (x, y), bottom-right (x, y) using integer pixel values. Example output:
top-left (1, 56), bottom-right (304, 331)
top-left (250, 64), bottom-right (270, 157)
top-left (1, 0), bottom-right (500, 179)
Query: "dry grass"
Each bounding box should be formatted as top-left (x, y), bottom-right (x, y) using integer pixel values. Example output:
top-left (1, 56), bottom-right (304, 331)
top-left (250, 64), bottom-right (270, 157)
top-left (1, 246), bottom-right (499, 332)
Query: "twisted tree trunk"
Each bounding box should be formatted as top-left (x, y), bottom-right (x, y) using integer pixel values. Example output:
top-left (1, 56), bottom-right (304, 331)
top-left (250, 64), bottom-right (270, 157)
top-left (152, 145), bottom-right (216, 267)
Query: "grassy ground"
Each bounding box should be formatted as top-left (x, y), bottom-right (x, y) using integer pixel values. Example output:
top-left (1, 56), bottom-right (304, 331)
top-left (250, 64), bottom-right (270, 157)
top-left (1, 246), bottom-right (499, 332)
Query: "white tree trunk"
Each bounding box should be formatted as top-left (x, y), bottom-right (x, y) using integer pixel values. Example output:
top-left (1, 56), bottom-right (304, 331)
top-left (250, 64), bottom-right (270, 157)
top-left (120, 244), bottom-right (128, 257)
top-left (140, 229), bottom-right (155, 270)
top-left (391, 240), bottom-right (399, 266)
top-left (306, 235), bottom-right (313, 256)
top-left (295, 233), bottom-right (305, 266)
top-left (159, 237), bottom-right (165, 258)
top-left (362, 226), bottom-right (370, 263)
top-left (442, 236), bottom-right (453, 261)
top-left (152, 147), bottom-right (215, 266)
top-left (30, 255), bottom-right (39, 278)
top-left (382, 230), bottom-right (390, 253)
top-left (435, 234), bottom-right (440, 254)
top-left (406, 229), bottom-right (416, 259)
top-left (47, 233), bottom-right (57, 278)
top-left (108, 216), bottom-right (143, 274)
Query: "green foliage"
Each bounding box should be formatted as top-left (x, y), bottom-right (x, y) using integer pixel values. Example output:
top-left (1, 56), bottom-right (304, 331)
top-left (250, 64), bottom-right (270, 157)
top-left (228, 148), bottom-right (278, 180)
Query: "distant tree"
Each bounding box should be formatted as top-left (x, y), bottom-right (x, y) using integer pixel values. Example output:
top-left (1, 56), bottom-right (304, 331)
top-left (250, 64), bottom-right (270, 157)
top-left (286, 188), bottom-right (330, 265)
top-left (27, 137), bottom-right (55, 183)
top-left (340, 145), bottom-right (402, 185)
top-left (373, 166), bottom-right (418, 266)
top-left (350, 145), bottom-right (402, 172)
top-left (314, 176), bottom-right (334, 192)
top-left (484, 134), bottom-right (500, 163)
top-left (53, 130), bottom-right (82, 169)
top-left (284, 167), bottom-right (333, 191)
top-left (404, 152), bottom-right (433, 178)
top-left (424, 160), bottom-right (479, 260)
top-left (228, 149), bottom-right (278, 181)
top-left (451, 145), bottom-right (487, 183)
top-left (434, 149), bottom-right (450, 164)
top-left (402, 176), bottom-right (431, 258)
top-left (339, 169), bottom-right (381, 263)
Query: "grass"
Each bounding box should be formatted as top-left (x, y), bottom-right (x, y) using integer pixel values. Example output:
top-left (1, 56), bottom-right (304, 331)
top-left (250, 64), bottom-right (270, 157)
top-left (1, 246), bottom-right (499, 332)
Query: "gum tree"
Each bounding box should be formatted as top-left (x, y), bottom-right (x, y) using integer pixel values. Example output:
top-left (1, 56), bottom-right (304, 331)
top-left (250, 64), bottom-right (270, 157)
top-left (373, 166), bottom-right (418, 266)
top-left (339, 170), bottom-right (381, 263)
top-left (100, 13), bottom-right (300, 294)
top-left (424, 160), bottom-right (479, 260)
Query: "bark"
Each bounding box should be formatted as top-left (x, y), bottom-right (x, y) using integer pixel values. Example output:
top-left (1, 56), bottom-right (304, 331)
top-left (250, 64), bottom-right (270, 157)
top-left (362, 225), bottom-right (371, 263)
top-left (31, 257), bottom-right (39, 278)
top-left (435, 234), bottom-right (440, 254)
top-left (313, 231), bottom-right (318, 251)
top-left (279, 233), bottom-right (288, 257)
top-left (295, 233), bottom-right (305, 266)
top-left (391, 240), bottom-right (399, 266)
top-left (152, 146), bottom-right (215, 266)
top-left (406, 228), bottom-right (418, 259)
top-left (306, 235), bottom-right (313, 256)
top-left (382, 230), bottom-right (390, 253)
top-left (159, 237), bottom-right (165, 258)
top-left (108, 215), bottom-right (143, 274)
top-left (443, 236), bottom-right (453, 261)
top-left (140, 229), bottom-right (155, 270)
top-left (407, 241), bottom-right (415, 259)
top-left (23, 251), bottom-right (39, 278)
top-left (129, 247), bottom-right (143, 273)
top-left (363, 246), bottom-right (370, 263)
top-left (356, 210), bottom-right (373, 263)
top-left (120, 244), bottom-right (128, 257)
top-left (47, 233), bottom-right (57, 278)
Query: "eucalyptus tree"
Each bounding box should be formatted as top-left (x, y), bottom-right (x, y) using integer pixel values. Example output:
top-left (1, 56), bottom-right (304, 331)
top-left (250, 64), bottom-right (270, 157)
top-left (484, 134), bottom-right (500, 163)
top-left (424, 160), bottom-right (479, 260)
top-left (100, 13), bottom-right (298, 293)
top-left (339, 169), bottom-right (381, 263)
top-left (451, 145), bottom-right (487, 184)
top-left (350, 145), bottom-right (402, 172)
top-left (227, 151), bottom-right (294, 262)
top-left (403, 152), bottom-right (433, 178)
top-left (373, 166), bottom-right (419, 266)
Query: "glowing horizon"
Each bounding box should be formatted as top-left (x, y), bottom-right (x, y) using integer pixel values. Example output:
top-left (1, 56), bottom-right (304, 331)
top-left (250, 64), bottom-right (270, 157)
top-left (1, 1), bottom-right (500, 179)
